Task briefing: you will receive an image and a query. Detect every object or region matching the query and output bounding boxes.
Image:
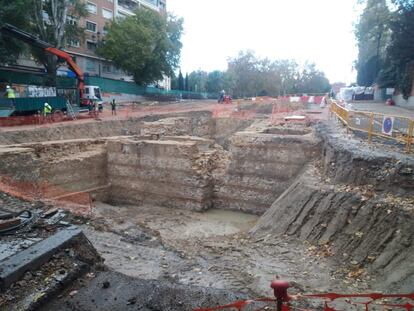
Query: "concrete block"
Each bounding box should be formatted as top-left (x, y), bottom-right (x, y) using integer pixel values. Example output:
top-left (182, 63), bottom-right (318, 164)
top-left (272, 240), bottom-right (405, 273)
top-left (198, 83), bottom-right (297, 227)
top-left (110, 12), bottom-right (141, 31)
top-left (0, 228), bottom-right (83, 289)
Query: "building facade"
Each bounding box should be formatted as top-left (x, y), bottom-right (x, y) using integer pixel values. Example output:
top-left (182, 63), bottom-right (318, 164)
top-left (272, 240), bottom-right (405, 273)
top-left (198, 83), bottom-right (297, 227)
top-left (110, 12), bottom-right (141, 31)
top-left (17, 0), bottom-right (169, 88)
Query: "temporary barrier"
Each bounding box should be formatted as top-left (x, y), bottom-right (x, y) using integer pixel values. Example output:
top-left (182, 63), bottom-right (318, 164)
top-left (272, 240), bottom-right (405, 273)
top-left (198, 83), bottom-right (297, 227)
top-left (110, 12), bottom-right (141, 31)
top-left (330, 101), bottom-right (414, 153)
top-left (194, 281), bottom-right (414, 311)
top-left (0, 111), bottom-right (93, 127)
top-left (0, 175), bottom-right (95, 216)
top-left (212, 103), bottom-right (257, 120)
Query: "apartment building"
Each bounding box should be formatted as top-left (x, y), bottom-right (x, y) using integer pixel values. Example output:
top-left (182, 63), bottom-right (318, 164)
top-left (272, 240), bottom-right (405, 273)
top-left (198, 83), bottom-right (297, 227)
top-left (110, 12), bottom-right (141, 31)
top-left (117, 0), bottom-right (166, 18)
top-left (65, 0), bottom-right (122, 80)
top-left (17, 0), bottom-right (169, 88)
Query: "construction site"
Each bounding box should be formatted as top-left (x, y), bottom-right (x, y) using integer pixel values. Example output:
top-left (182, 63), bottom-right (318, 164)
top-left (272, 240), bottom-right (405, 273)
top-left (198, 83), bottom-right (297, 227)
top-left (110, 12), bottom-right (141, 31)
top-left (0, 97), bottom-right (413, 311)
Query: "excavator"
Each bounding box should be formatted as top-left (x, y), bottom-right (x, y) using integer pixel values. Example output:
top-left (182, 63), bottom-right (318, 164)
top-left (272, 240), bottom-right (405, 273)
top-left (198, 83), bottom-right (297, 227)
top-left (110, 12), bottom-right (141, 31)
top-left (0, 23), bottom-right (102, 116)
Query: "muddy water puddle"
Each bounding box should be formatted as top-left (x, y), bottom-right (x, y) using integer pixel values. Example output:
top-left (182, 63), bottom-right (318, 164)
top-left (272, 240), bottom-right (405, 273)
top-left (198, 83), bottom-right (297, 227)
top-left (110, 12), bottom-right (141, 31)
top-left (149, 209), bottom-right (258, 240)
top-left (92, 203), bottom-right (258, 239)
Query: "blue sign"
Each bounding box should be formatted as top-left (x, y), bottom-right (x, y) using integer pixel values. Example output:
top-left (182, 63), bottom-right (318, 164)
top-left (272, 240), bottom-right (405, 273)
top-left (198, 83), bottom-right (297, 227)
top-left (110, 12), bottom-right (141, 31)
top-left (382, 117), bottom-right (394, 135)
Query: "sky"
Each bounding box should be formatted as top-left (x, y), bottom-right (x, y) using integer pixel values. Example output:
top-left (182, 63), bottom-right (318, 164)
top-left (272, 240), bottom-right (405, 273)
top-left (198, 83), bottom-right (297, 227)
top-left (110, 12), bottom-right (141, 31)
top-left (167, 0), bottom-right (361, 84)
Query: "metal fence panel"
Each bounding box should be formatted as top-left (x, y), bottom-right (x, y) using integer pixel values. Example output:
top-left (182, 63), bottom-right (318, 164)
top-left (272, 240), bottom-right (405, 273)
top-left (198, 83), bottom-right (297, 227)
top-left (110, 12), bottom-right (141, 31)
top-left (330, 101), bottom-right (414, 153)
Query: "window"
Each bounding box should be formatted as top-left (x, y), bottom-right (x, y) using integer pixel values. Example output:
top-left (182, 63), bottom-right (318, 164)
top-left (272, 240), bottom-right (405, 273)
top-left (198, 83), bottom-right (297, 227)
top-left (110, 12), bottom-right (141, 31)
top-left (68, 39), bottom-right (80, 47)
top-left (86, 59), bottom-right (96, 72)
top-left (102, 64), bottom-right (111, 73)
top-left (86, 41), bottom-right (97, 51)
top-left (102, 8), bottom-right (113, 19)
top-left (66, 16), bottom-right (78, 26)
top-left (86, 21), bottom-right (97, 32)
top-left (102, 25), bottom-right (109, 36)
top-left (117, 12), bottom-right (128, 19)
top-left (87, 2), bottom-right (97, 14)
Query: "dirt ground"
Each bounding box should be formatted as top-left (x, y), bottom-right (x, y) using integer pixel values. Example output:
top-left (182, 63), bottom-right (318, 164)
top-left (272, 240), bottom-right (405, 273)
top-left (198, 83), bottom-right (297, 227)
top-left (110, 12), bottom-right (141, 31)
top-left (0, 101), bottom-right (218, 133)
top-left (78, 202), bottom-right (369, 298)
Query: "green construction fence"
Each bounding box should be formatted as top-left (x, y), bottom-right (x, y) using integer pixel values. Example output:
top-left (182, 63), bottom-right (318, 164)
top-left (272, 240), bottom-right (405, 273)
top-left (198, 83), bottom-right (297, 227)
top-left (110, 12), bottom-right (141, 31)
top-left (0, 70), bottom-right (214, 99)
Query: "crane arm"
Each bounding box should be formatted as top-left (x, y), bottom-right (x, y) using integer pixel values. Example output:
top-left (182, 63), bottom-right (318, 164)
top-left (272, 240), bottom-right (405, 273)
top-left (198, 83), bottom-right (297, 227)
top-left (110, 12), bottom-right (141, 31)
top-left (45, 47), bottom-right (85, 93)
top-left (1, 23), bottom-right (85, 98)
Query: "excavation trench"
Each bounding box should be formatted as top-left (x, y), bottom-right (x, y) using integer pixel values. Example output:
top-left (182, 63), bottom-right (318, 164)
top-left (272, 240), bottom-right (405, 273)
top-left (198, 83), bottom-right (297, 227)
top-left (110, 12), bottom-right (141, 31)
top-left (1, 109), bottom-right (414, 309)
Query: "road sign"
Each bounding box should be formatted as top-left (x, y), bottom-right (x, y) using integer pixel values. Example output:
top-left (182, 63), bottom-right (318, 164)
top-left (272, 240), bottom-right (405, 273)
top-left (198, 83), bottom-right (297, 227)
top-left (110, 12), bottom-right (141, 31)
top-left (382, 116), bottom-right (394, 135)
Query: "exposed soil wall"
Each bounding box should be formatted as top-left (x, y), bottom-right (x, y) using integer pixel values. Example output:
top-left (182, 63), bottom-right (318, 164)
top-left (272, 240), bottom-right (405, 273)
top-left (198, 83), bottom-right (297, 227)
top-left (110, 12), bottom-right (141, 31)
top-left (252, 165), bottom-right (414, 292)
top-left (252, 123), bottom-right (414, 291)
top-left (0, 112), bottom-right (254, 147)
top-left (0, 114), bottom-right (256, 211)
top-left (106, 137), bottom-right (218, 211)
top-left (0, 112), bottom-right (212, 145)
top-left (318, 123), bottom-right (414, 195)
top-left (0, 139), bottom-right (108, 199)
top-left (213, 130), bottom-right (321, 214)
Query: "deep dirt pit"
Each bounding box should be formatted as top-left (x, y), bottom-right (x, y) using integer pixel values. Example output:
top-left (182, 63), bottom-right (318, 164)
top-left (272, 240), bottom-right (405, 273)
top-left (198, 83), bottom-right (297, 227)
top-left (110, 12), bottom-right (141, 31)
top-left (1, 106), bottom-right (414, 310)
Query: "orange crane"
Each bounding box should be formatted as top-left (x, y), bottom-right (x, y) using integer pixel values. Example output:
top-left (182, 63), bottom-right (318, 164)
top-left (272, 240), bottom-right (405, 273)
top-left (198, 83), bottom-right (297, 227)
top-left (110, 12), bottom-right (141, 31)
top-left (1, 23), bottom-right (86, 102)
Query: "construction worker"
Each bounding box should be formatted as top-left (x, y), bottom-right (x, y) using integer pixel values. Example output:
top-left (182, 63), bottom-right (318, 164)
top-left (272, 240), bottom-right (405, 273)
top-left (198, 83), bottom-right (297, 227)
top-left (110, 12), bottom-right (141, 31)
top-left (111, 99), bottom-right (117, 115)
top-left (43, 102), bottom-right (52, 117)
top-left (4, 85), bottom-right (16, 106)
top-left (320, 93), bottom-right (329, 108)
top-left (218, 90), bottom-right (225, 103)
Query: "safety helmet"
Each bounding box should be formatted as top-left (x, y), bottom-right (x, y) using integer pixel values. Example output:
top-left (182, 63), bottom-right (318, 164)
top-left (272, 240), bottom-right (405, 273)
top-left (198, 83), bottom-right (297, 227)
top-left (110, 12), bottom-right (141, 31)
top-left (6, 85), bottom-right (10, 89)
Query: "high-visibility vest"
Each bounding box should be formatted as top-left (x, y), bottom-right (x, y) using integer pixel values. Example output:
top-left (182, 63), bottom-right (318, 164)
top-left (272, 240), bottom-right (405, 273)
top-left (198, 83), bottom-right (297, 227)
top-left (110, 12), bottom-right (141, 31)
top-left (6, 89), bottom-right (15, 99)
top-left (44, 104), bottom-right (52, 114)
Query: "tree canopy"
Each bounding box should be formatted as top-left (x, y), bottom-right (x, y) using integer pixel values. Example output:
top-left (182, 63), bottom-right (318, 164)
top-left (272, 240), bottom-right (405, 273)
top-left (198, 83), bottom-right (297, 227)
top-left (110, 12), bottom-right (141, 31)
top-left (378, 0), bottom-right (414, 96)
top-left (0, 0), bottom-right (87, 84)
top-left (356, 0), bottom-right (414, 96)
top-left (179, 51), bottom-right (330, 98)
top-left (31, 0), bottom-right (88, 84)
top-left (355, 0), bottom-right (391, 86)
top-left (98, 9), bottom-right (183, 85)
top-left (0, 0), bottom-right (31, 64)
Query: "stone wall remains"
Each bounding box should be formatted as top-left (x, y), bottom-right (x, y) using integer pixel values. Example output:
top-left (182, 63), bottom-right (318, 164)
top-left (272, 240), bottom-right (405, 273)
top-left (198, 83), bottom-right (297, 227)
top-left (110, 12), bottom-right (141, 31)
top-left (106, 137), bottom-right (217, 211)
top-left (213, 130), bottom-right (321, 214)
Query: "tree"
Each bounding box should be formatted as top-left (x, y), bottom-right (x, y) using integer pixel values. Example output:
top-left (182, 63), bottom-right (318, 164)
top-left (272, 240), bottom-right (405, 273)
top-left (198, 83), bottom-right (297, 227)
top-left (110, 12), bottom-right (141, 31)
top-left (378, 0), bottom-right (414, 96)
top-left (99, 9), bottom-right (183, 85)
top-left (273, 60), bottom-right (298, 95)
top-left (30, 0), bottom-right (88, 85)
top-left (296, 63), bottom-right (331, 94)
top-left (187, 70), bottom-right (208, 92)
top-left (178, 70), bottom-right (184, 90)
top-left (355, 0), bottom-right (391, 86)
top-left (0, 0), bottom-right (31, 64)
top-left (184, 73), bottom-right (189, 91)
top-left (206, 70), bottom-right (225, 94)
top-left (170, 72), bottom-right (179, 90)
top-left (227, 50), bottom-right (260, 98)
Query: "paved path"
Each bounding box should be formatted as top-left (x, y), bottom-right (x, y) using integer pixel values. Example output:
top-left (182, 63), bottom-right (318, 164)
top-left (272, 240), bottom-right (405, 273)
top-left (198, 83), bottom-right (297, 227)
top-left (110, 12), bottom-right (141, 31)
top-left (348, 102), bottom-right (414, 119)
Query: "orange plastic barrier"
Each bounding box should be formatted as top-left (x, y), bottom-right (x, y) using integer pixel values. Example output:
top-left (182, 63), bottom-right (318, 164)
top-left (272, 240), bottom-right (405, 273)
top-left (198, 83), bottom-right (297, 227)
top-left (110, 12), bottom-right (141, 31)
top-left (0, 175), bottom-right (93, 216)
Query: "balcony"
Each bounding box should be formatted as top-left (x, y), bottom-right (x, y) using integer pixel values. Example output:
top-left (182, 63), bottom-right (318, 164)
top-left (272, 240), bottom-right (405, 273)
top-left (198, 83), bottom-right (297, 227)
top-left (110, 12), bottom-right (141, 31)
top-left (117, 0), bottom-right (138, 16)
top-left (117, 0), bottom-right (160, 15)
top-left (140, 0), bottom-right (160, 11)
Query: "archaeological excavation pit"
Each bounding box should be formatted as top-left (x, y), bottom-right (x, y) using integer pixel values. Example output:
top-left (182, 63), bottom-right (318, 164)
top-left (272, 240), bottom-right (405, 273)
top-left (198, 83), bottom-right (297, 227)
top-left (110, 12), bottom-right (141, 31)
top-left (0, 108), bottom-right (414, 310)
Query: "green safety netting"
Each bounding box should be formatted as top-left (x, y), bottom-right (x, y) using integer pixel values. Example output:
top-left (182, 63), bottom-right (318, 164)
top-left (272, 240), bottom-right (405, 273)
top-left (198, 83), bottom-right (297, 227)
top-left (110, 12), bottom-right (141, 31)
top-left (0, 70), bottom-right (214, 98)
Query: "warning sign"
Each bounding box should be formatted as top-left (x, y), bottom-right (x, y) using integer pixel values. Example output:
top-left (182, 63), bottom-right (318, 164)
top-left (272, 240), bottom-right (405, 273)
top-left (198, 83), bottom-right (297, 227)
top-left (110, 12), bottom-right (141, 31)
top-left (382, 116), bottom-right (394, 135)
